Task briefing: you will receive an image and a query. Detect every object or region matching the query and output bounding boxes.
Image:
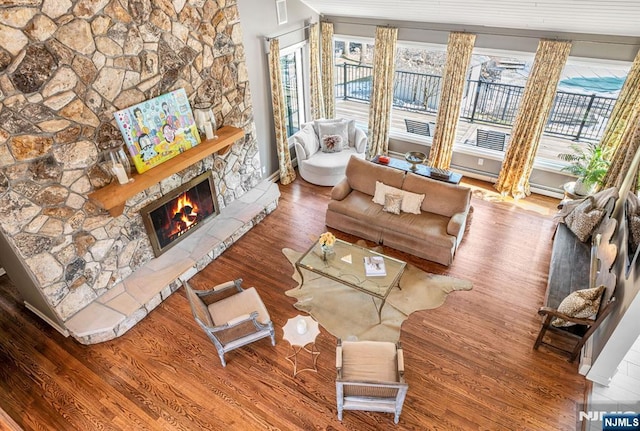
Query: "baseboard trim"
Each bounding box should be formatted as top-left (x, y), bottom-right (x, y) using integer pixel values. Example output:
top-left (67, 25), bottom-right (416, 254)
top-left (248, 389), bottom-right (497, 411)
top-left (24, 301), bottom-right (70, 337)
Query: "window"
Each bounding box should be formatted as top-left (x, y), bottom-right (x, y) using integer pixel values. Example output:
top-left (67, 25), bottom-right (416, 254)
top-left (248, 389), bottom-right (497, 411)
top-left (280, 44), bottom-right (306, 137)
top-left (334, 35), bottom-right (631, 166)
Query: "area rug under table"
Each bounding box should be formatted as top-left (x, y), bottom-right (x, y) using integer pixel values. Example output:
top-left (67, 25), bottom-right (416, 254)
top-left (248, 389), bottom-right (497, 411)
top-left (283, 247), bottom-right (473, 342)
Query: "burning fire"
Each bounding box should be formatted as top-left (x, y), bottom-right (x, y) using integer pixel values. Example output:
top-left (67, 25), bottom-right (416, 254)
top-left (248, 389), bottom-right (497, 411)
top-left (169, 193), bottom-right (199, 237)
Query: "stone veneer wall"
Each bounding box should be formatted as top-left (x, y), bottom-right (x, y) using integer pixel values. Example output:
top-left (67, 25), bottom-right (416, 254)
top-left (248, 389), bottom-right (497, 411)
top-left (0, 0), bottom-right (261, 323)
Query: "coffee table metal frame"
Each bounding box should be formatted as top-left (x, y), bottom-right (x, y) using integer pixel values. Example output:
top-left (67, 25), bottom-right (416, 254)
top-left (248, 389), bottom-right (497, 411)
top-left (295, 239), bottom-right (406, 323)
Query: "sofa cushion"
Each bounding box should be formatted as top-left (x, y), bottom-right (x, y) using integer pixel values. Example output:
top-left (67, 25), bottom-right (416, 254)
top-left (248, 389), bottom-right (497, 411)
top-left (402, 173), bottom-right (470, 217)
top-left (293, 123), bottom-right (319, 159)
top-left (380, 210), bottom-right (455, 249)
top-left (345, 156), bottom-right (405, 197)
top-left (301, 148), bottom-right (362, 179)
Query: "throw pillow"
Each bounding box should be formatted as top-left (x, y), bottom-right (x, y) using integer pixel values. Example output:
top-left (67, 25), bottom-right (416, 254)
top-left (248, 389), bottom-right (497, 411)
top-left (564, 196), bottom-right (605, 242)
top-left (320, 134), bottom-right (343, 153)
top-left (552, 285), bottom-right (606, 327)
top-left (400, 189), bottom-right (425, 214)
top-left (373, 181), bottom-right (391, 205)
top-left (383, 193), bottom-right (403, 215)
top-left (317, 120), bottom-right (349, 151)
top-left (372, 181), bottom-right (424, 214)
top-left (292, 123), bottom-right (319, 158)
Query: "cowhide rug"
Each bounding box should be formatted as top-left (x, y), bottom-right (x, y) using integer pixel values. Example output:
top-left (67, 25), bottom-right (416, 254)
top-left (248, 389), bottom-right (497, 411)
top-left (283, 245), bottom-right (473, 342)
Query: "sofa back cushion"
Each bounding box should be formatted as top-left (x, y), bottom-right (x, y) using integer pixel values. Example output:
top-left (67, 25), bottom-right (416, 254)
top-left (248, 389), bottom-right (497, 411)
top-left (345, 156), bottom-right (405, 196)
top-left (402, 173), bottom-right (471, 216)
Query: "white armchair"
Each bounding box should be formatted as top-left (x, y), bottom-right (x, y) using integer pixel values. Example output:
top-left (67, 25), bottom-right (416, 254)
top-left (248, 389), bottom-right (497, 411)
top-left (292, 119), bottom-right (367, 186)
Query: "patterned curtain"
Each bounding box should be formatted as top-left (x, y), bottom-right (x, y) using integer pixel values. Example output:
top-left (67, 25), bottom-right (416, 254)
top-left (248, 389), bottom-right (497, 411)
top-left (366, 26), bottom-right (398, 158)
top-left (320, 21), bottom-right (335, 119)
top-left (602, 119), bottom-right (640, 190)
top-left (309, 22), bottom-right (325, 120)
top-left (429, 32), bottom-right (476, 170)
top-left (495, 39), bottom-right (572, 199)
top-left (599, 49), bottom-right (640, 154)
top-left (268, 38), bottom-right (296, 185)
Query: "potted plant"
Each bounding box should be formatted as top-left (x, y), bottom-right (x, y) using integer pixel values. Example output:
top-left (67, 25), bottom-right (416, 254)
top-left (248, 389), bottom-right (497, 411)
top-left (558, 143), bottom-right (610, 196)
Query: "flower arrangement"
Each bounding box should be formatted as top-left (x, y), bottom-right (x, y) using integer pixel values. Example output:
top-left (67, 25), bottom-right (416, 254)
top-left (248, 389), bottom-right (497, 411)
top-left (319, 232), bottom-right (336, 248)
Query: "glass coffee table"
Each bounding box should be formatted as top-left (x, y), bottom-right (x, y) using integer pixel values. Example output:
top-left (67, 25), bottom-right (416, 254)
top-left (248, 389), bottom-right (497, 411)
top-left (295, 239), bottom-right (406, 323)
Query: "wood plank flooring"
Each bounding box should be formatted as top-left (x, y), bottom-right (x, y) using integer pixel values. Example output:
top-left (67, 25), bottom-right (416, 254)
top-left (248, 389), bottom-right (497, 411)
top-left (0, 176), bottom-right (587, 430)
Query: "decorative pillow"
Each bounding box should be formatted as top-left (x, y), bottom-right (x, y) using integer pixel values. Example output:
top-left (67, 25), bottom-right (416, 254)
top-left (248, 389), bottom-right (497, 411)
top-left (372, 181), bottom-right (424, 214)
top-left (564, 196), bottom-right (605, 242)
top-left (292, 123), bottom-right (319, 158)
top-left (316, 120), bottom-right (349, 151)
top-left (400, 189), bottom-right (425, 214)
top-left (630, 214), bottom-right (640, 252)
top-left (383, 193), bottom-right (403, 215)
top-left (320, 134), bottom-right (343, 153)
top-left (373, 181), bottom-right (392, 205)
top-left (552, 285), bottom-right (605, 327)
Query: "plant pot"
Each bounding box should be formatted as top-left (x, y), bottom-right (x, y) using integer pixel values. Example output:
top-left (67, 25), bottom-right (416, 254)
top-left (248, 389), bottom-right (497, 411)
top-left (574, 178), bottom-right (594, 196)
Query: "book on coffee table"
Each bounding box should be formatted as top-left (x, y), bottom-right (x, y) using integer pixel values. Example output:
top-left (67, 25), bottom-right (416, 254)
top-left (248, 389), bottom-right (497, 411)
top-left (364, 256), bottom-right (386, 277)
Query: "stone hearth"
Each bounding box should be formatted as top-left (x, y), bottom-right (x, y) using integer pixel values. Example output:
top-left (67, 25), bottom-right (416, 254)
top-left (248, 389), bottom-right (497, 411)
top-left (66, 180), bottom-right (279, 344)
top-left (0, 1), bottom-right (266, 340)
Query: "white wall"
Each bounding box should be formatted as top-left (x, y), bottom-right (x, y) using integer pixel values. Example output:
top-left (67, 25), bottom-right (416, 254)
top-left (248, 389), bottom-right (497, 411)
top-left (236, 0), bottom-right (319, 178)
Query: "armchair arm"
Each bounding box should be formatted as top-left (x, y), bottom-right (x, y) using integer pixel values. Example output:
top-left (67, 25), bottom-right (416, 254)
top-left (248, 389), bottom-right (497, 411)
top-left (336, 339), bottom-right (343, 378)
top-left (354, 128), bottom-right (367, 153)
top-left (537, 306), bottom-right (596, 326)
top-left (331, 178), bottom-right (352, 201)
top-left (447, 212), bottom-right (467, 237)
top-left (294, 141), bottom-right (307, 162)
top-left (207, 311), bottom-right (261, 333)
top-left (396, 345), bottom-right (405, 380)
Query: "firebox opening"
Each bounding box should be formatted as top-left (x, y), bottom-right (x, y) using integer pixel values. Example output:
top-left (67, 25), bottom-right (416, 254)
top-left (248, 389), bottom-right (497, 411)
top-left (141, 172), bottom-right (218, 257)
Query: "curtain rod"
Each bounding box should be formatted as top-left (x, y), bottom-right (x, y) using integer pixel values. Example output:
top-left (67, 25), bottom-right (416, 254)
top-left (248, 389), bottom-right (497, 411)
top-left (265, 23), bottom-right (313, 42)
top-left (329, 19), bottom-right (640, 46)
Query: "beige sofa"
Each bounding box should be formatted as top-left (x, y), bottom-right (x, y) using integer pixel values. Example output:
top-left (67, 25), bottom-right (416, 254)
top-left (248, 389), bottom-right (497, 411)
top-left (326, 156), bottom-right (472, 266)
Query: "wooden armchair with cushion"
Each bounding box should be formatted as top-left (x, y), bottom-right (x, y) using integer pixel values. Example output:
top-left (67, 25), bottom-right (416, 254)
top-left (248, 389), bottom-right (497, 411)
top-left (183, 279), bottom-right (275, 367)
top-left (336, 339), bottom-right (408, 424)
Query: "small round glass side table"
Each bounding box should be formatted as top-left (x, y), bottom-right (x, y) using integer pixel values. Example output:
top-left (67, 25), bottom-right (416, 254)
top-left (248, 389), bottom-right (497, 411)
top-left (282, 315), bottom-right (320, 377)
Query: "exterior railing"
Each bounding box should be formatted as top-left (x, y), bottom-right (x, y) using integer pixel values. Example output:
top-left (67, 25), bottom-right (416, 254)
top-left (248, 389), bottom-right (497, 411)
top-left (335, 63), bottom-right (618, 142)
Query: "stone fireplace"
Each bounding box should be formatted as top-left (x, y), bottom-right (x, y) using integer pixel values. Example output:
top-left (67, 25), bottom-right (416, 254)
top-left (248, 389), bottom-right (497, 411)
top-left (0, 1), bottom-right (279, 343)
top-left (141, 172), bottom-right (218, 257)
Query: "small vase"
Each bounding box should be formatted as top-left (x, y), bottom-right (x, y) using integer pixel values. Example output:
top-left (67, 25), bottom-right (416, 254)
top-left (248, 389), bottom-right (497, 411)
top-left (296, 318), bottom-right (307, 334)
top-left (574, 178), bottom-right (593, 196)
top-left (320, 244), bottom-right (333, 261)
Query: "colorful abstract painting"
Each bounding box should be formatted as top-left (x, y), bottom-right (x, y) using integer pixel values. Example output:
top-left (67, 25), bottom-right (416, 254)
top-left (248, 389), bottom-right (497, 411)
top-left (114, 88), bottom-right (201, 174)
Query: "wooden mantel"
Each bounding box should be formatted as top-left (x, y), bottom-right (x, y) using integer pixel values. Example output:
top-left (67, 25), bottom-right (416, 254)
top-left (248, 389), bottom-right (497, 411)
top-left (88, 125), bottom-right (244, 217)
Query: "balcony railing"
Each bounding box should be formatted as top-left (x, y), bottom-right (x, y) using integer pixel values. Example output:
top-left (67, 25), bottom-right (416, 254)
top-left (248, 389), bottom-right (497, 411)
top-left (335, 63), bottom-right (618, 142)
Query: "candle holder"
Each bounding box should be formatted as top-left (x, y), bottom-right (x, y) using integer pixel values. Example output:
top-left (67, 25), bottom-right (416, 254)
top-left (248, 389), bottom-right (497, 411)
top-left (104, 144), bottom-right (132, 185)
top-left (193, 101), bottom-right (217, 140)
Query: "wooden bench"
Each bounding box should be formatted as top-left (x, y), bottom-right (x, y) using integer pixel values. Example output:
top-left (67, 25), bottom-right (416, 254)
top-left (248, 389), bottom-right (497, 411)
top-left (534, 196), bottom-right (618, 362)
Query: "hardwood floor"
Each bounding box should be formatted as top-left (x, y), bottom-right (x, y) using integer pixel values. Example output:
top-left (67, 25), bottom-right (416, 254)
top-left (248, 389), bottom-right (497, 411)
top-left (0, 176), bottom-right (587, 430)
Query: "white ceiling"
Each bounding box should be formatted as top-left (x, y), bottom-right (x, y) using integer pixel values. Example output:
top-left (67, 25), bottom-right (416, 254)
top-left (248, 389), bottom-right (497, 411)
top-left (299, 0), bottom-right (640, 38)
